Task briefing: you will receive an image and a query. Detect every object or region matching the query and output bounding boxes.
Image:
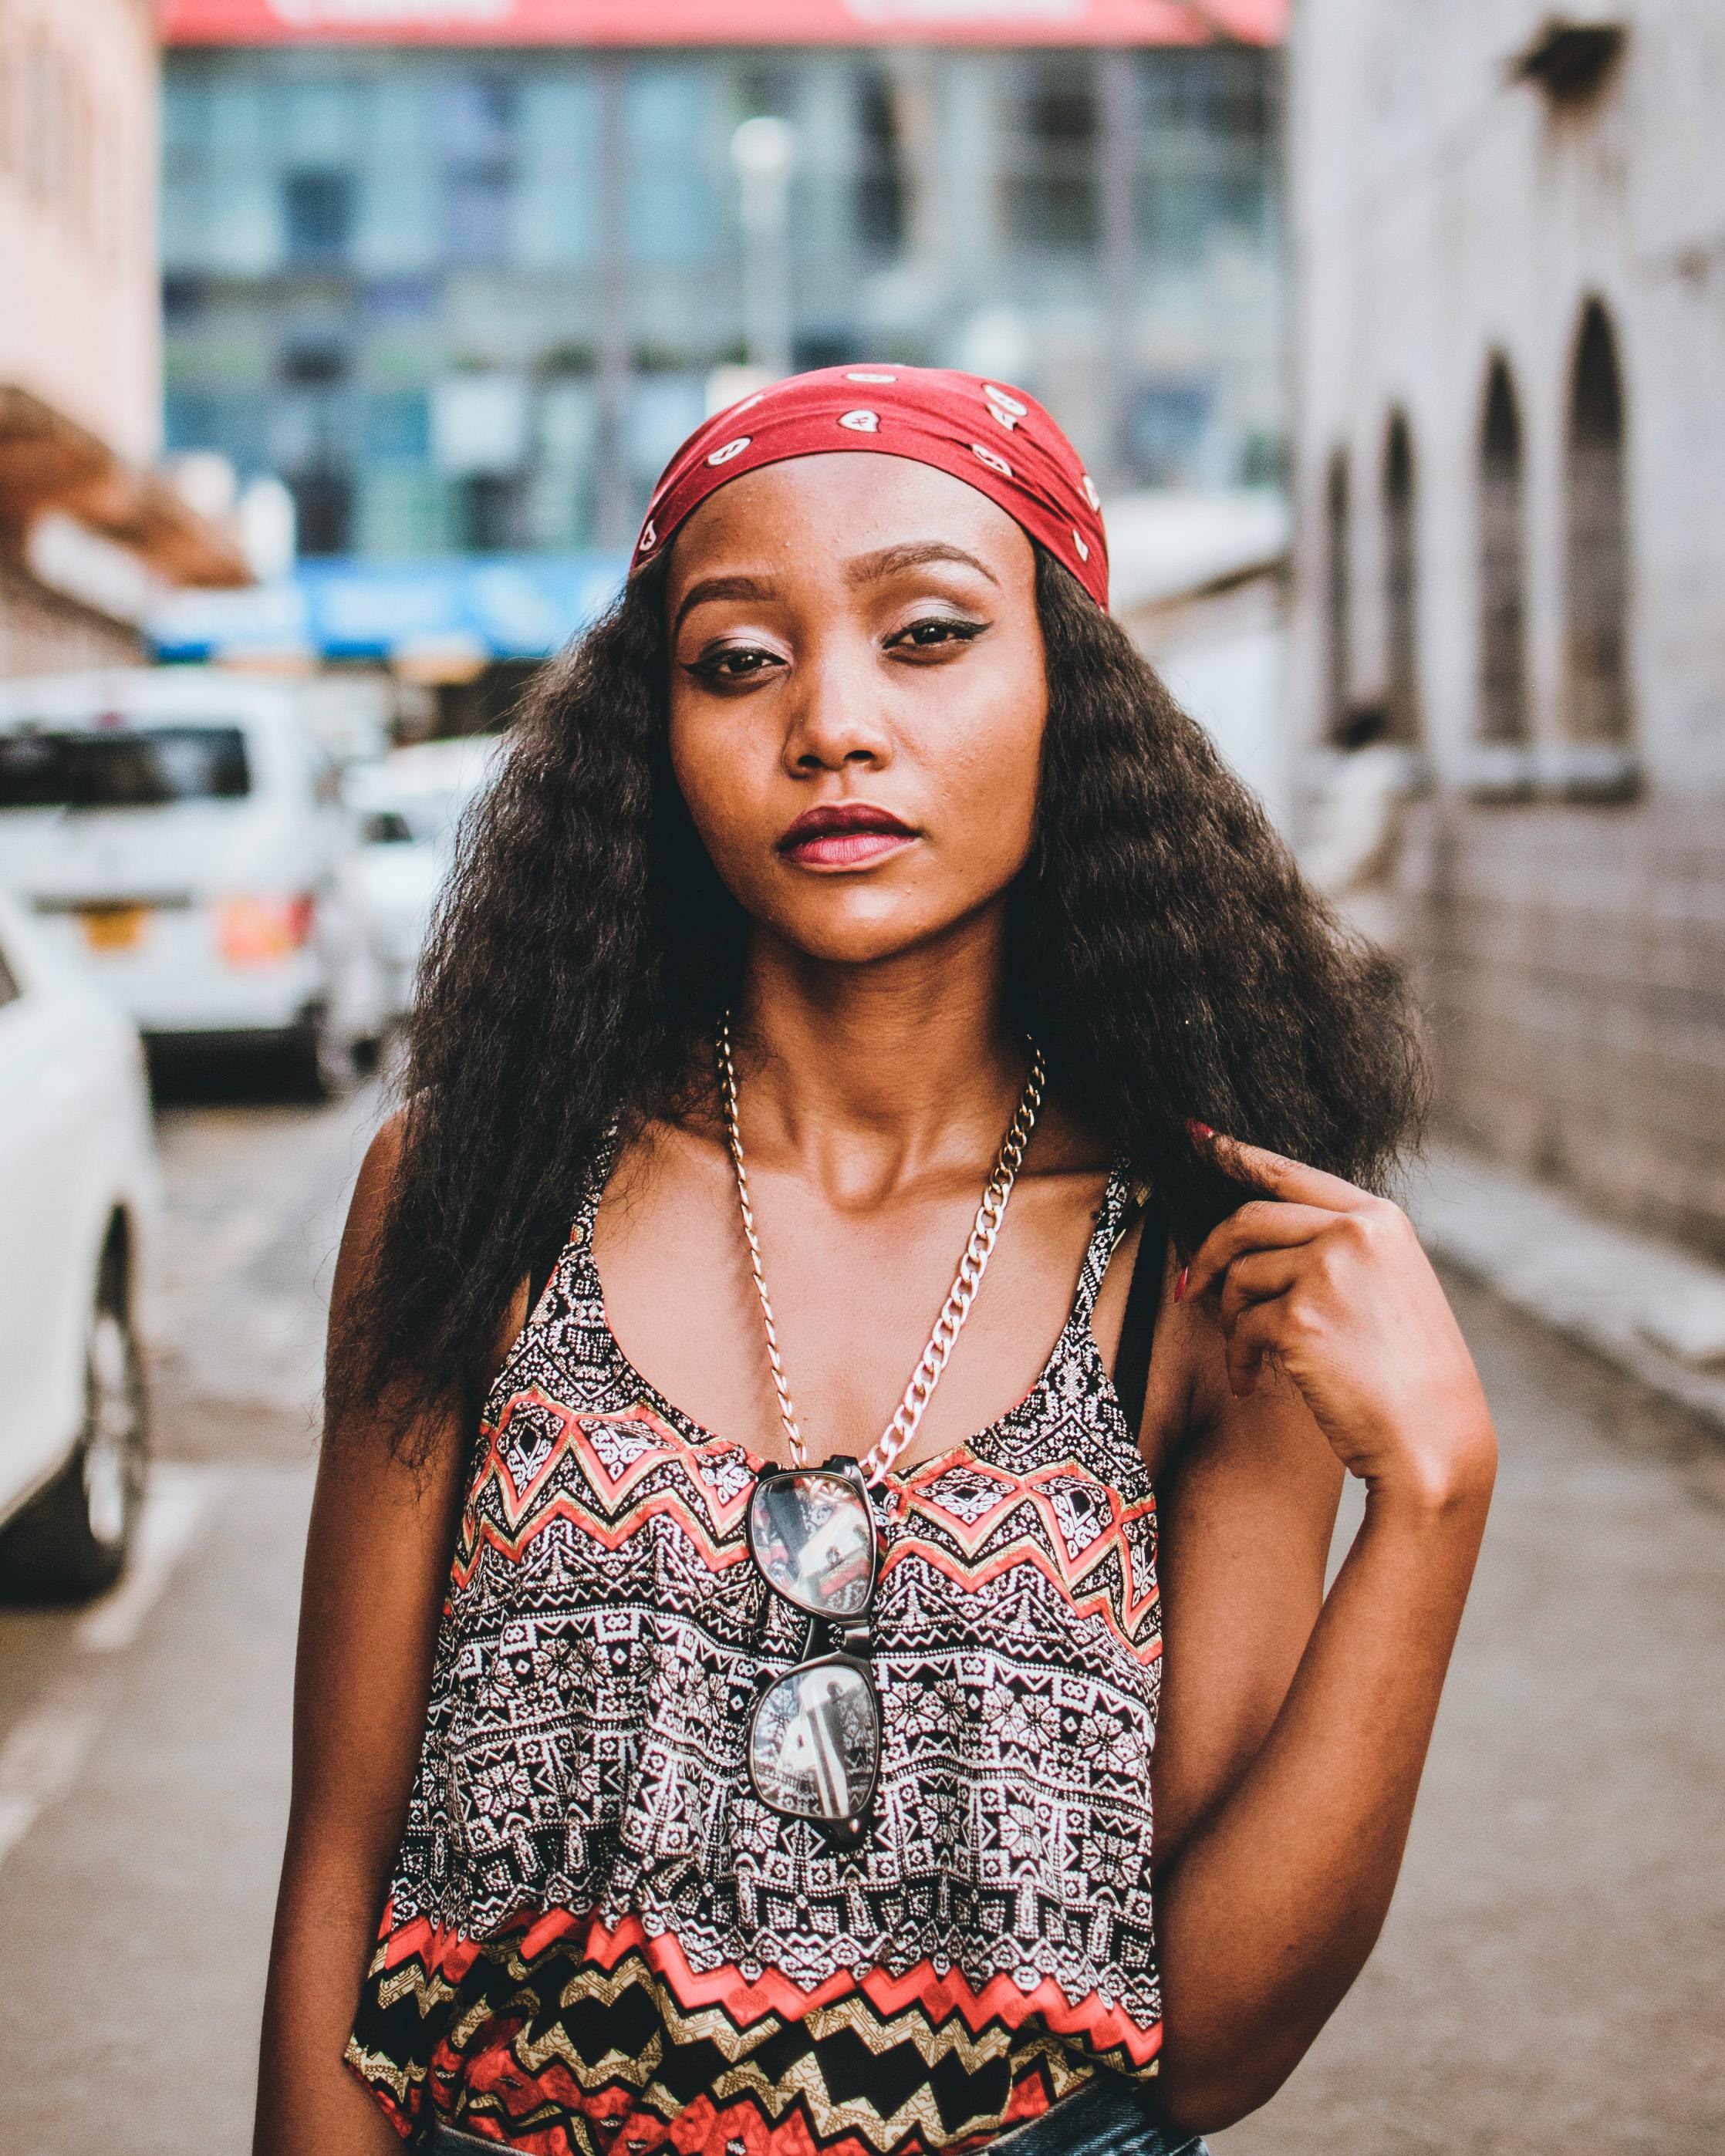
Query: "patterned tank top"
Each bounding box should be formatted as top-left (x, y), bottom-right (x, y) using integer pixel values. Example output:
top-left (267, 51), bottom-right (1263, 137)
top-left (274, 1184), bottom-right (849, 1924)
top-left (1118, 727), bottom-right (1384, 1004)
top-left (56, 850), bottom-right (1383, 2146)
top-left (346, 1142), bottom-right (1165, 2153)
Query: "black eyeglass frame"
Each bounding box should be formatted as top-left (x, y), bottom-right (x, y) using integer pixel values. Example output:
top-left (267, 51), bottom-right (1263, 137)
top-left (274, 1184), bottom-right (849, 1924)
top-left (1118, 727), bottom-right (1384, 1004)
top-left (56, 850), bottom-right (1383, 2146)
top-left (743, 1453), bottom-right (883, 1847)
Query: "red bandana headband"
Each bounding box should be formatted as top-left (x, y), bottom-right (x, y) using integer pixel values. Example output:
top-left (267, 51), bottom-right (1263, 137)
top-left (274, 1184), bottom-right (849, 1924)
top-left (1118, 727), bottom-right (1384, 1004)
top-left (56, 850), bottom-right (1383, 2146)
top-left (632, 363), bottom-right (1110, 610)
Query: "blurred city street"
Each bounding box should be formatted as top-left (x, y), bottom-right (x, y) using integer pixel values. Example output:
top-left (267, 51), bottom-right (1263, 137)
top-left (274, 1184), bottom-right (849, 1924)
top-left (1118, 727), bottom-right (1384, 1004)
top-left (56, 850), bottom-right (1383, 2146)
top-left (0, 1082), bottom-right (1720, 2156)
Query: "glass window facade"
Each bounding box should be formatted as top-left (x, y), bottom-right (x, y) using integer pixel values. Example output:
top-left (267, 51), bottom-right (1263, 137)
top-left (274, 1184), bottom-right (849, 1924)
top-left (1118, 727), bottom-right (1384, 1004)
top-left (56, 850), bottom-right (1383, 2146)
top-left (162, 43), bottom-right (1284, 559)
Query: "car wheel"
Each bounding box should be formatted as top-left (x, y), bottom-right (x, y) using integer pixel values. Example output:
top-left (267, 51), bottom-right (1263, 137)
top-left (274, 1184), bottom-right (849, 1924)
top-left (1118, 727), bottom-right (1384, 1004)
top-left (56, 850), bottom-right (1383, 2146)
top-left (0, 1278), bottom-right (149, 1601)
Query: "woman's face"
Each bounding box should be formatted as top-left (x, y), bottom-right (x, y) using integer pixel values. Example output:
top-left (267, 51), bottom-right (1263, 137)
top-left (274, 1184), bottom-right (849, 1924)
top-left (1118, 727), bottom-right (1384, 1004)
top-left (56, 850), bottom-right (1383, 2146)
top-left (664, 453), bottom-right (1046, 966)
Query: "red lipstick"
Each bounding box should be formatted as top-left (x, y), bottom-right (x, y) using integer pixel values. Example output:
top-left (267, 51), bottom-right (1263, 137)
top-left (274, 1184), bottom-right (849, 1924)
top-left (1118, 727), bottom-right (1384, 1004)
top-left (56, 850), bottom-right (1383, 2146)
top-left (777, 800), bottom-right (919, 870)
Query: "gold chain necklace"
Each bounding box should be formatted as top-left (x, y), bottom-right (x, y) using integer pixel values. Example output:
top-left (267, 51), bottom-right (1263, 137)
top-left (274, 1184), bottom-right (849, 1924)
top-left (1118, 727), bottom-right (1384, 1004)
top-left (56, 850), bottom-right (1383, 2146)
top-left (716, 1013), bottom-right (1046, 1485)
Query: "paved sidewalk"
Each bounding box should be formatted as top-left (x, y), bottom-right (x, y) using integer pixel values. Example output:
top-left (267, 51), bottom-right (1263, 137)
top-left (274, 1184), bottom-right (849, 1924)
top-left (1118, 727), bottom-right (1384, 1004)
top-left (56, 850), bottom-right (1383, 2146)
top-left (1410, 1143), bottom-right (1725, 1442)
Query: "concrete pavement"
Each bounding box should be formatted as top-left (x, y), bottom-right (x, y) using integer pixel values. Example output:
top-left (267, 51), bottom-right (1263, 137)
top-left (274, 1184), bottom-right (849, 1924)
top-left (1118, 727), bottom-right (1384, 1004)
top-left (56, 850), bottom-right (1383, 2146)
top-left (0, 1460), bottom-right (312, 2155)
top-left (1413, 1141), bottom-right (1725, 1448)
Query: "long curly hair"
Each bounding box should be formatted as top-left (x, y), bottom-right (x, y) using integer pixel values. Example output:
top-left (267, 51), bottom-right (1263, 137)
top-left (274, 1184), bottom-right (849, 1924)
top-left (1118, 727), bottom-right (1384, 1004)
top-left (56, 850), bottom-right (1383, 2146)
top-left (334, 548), bottom-right (1426, 1457)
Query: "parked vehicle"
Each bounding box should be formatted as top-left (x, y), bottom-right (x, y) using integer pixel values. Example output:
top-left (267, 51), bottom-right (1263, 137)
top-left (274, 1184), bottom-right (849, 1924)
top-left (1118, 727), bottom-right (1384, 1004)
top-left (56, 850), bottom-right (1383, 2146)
top-left (0, 890), bottom-right (159, 1598)
top-left (0, 668), bottom-right (385, 1095)
top-left (344, 734), bottom-right (501, 1027)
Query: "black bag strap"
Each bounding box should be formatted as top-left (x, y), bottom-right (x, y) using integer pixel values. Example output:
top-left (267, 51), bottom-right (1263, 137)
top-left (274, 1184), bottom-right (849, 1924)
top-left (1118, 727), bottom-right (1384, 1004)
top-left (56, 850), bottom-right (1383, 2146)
top-left (1112, 1197), bottom-right (1168, 1440)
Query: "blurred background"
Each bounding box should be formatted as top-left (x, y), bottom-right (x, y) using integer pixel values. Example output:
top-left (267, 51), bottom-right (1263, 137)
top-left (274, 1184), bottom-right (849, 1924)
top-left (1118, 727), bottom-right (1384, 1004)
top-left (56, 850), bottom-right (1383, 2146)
top-left (0, 2), bottom-right (1720, 2149)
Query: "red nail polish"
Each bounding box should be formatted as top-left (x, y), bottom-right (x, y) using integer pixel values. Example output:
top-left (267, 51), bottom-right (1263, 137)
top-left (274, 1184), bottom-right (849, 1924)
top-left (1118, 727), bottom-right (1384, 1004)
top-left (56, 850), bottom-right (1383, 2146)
top-left (1187, 1119), bottom-right (1215, 1142)
top-left (1174, 1266), bottom-right (1188, 1303)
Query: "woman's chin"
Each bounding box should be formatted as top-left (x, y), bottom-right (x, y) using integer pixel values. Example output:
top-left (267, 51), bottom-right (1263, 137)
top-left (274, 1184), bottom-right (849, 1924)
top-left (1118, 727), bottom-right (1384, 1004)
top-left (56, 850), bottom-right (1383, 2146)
top-left (761, 899), bottom-right (970, 971)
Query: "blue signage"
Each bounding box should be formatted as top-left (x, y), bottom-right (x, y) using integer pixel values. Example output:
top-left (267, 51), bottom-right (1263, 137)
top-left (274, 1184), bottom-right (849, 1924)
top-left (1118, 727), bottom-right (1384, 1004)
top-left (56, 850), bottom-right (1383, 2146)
top-left (149, 552), bottom-right (630, 663)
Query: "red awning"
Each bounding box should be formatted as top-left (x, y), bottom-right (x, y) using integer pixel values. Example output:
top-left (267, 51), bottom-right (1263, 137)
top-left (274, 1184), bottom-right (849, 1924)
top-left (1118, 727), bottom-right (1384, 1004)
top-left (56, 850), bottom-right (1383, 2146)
top-left (160, 0), bottom-right (1286, 49)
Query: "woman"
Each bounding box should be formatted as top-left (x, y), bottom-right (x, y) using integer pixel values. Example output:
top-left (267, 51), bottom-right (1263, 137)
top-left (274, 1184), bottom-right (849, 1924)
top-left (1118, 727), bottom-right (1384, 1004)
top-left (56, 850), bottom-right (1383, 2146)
top-left (257, 367), bottom-right (1495, 2155)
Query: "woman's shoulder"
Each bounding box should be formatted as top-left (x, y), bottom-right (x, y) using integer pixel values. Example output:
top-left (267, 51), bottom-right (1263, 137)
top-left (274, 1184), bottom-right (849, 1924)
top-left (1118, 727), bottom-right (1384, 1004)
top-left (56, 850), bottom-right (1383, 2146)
top-left (360, 1102), bottom-right (410, 1189)
top-left (334, 1109), bottom-right (410, 1310)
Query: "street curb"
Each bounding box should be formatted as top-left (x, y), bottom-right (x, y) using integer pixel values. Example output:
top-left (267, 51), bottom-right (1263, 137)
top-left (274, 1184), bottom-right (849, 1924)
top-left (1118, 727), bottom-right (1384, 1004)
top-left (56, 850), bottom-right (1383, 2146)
top-left (1409, 1145), bottom-right (1725, 1446)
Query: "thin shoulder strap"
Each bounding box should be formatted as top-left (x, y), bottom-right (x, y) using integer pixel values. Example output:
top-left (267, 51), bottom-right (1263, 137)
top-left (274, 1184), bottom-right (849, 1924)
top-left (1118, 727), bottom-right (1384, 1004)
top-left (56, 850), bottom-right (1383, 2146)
top-left (525, 1223), bottom-right (571, 1317)
top-left (524, 1119), bottom-right (622, 1313)
top-left (1112, 1198), bottom-right (1168, 1440)
top-left (1070, 1162), bottom-right (1137, 1327)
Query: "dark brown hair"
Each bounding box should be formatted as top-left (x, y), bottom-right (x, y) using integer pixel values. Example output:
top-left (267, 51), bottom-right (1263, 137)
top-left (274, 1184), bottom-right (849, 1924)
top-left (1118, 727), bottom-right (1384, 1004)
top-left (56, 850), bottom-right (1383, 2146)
top-left (333, 549), bottom-right (1426, 1458)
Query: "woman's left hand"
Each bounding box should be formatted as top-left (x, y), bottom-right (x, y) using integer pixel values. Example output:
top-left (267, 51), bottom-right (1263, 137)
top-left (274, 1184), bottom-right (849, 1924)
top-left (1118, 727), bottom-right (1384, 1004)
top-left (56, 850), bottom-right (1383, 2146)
top-left (1182, 1132), bottom-right (1497, 1514)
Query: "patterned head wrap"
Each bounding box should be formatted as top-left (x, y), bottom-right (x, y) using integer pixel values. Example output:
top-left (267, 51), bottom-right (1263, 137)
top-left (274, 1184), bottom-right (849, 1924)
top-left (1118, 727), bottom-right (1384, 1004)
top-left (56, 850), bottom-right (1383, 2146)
top-left (631, 363), bottom-right (1109, 609)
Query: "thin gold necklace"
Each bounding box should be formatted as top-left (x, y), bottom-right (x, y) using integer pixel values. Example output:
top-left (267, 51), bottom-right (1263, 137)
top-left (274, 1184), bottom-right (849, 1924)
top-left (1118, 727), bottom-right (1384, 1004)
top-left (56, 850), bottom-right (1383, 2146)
top-left (716, 1013), bottom-right (1046, 1485)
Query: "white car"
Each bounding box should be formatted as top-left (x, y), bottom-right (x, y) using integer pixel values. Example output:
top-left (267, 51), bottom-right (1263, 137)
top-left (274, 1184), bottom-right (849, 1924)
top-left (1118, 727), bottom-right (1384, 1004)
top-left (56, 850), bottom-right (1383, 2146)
top-left (344, 735), bottom-right (502, 1025)
top-left (0, 889), bottom-right (159, 1597)
top-left (0, 668), bottom-right (385, 1095)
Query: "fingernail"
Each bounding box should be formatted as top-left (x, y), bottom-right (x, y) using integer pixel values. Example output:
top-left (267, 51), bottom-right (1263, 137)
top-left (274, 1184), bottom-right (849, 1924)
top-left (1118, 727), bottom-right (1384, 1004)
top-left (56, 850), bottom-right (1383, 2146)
top-left (1187, 1120), bottom-right (1215, 1141)
top-left (1173, 1266), bottom-right (1188, 1304)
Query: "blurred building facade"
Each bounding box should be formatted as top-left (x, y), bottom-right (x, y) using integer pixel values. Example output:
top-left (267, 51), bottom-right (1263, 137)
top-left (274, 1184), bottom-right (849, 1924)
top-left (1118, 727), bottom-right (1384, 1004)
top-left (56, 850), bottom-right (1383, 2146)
top-left (1290, 0), bottom-right (1725, 1257)
top-left (0, 0), bottom-right (245, 676)
top-left (157, 7), bottom-right (1287, 559)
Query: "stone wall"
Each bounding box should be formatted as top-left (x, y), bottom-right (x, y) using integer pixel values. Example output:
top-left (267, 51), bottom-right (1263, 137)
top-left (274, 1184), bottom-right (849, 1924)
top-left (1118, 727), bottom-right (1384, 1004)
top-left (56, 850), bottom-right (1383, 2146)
top-left (1289, 0), bottom-right (1725, 1252)
top-left (1403, 794), bottom-right (1725, 1259)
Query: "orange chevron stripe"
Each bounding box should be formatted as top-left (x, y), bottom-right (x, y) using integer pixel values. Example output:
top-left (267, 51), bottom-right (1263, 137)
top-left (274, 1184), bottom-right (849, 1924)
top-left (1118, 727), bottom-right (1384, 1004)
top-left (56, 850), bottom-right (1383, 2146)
top-left (371, 1906), bottom-right (485, 1985)
top-left (371, 1902), bottom-right (1163, 2071)
top-left (478, 1395), bottom-right (754, 1530)
top-left (880, 1527), bottom-right (1161, 1661)
top-left (450, 1406), bottom-right (761, 1585)
top-left (463, 1391), bottom-right (1160, 1656)
top-left (451, 1483), bottom-right (760, 1586)
top-left (894, 1449), bottom-right (1153, 1536)
top-left (852, 1961), bottom-right (1162, 2070)
top-left (474, 1392), bottom-right (590, 1520)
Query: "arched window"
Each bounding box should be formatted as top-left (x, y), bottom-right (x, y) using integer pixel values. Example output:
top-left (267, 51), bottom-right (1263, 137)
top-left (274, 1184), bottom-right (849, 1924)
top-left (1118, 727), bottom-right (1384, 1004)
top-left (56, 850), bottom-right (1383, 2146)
top-left (1324, 448), bottom-right (1350, 738)
top-left (1478, 356), bottom-right (1530, 744)
top-left (1382, 411), bottom-right (1421, 742)
top-left (1565, 298), bottom-right (1632, 742)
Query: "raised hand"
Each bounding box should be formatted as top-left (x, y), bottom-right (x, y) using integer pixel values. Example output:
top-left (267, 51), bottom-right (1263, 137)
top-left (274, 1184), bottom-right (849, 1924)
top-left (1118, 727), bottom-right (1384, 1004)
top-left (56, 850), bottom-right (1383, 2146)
top-left (1181, 1131), bottom-right (1497, 1513)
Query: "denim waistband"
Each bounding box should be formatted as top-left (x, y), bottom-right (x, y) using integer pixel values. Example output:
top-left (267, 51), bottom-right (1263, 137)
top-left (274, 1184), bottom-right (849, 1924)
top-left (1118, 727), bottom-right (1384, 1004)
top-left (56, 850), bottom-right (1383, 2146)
top-left (420, 2079), bottom-right (1209, 2156)
top-left (986, 2070), bottom-right (1208, 2156)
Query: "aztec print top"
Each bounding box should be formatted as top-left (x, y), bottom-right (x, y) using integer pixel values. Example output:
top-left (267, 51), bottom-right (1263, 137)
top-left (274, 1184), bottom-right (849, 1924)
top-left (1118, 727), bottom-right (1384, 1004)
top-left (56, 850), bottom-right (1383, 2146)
top-left (346, 1144), bottom-right (1165, 2153)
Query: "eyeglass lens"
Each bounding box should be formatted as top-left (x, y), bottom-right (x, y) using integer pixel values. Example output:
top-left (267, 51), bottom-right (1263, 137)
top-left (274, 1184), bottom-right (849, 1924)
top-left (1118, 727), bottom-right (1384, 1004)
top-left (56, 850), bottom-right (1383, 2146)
top-left (748, 1471), bottom-right (875, 1618)
top-left (749, 1659), bottom-right (879, 1820)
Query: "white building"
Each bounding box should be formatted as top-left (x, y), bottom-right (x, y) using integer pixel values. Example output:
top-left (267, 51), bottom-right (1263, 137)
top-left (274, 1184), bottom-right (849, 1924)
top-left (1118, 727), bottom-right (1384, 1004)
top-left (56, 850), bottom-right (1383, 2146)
top-left (1111, 488), bottom-right (1291, 832)
top-left (0, 0), bottom-right (245, 676)
top-left (1288, 1), bottom-right (1725, 1256)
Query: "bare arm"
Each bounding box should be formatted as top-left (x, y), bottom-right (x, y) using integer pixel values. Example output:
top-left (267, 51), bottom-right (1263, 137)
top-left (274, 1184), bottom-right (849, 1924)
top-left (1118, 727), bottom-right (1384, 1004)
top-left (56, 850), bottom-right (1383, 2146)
top-left (253, 1122), bottom-right (526, 2154)
top-left (1145, 1135), bottom-right (1496, 2134)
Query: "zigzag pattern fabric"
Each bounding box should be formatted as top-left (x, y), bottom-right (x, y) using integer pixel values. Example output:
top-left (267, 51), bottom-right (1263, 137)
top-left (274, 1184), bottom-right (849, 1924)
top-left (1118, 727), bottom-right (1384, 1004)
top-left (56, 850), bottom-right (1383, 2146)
top-left (346, 1146), bottom-right (1165, 2152)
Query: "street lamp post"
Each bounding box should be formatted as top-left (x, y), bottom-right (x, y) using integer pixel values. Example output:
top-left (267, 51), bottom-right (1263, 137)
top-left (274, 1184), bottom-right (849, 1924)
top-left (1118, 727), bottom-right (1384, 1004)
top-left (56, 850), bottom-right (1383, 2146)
top-left (594, 54), bottom-right (635, 552)
top-left (731, 116), bottom-right (797, 382)
top-left (1099, 49), bottom-right (1139, 493)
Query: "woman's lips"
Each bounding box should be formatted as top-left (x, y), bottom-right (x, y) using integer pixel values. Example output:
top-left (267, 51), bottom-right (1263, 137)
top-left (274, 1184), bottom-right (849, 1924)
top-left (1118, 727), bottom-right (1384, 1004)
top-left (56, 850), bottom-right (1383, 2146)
top-left (788, 828), bottom-right (915, 868)
top-left (778, 804), bottom-right (919, 871)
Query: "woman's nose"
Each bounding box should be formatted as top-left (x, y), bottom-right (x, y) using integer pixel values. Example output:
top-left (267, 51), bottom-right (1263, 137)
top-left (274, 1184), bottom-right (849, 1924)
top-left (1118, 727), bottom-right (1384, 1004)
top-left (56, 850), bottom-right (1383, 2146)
top-left (783, 648), bottom-right (892, 773)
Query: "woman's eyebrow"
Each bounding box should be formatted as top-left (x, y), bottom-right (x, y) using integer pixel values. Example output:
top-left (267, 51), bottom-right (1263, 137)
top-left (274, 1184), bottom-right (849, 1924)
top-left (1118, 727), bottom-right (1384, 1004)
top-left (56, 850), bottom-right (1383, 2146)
top-left (843, 541), bottom-right (1001, 589)
top-left (673, 573), bottom-right (778, 633)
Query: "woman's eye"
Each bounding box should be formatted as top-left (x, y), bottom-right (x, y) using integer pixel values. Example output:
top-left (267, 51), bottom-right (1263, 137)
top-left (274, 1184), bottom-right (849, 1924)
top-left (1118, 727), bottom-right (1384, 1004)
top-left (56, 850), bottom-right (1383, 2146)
top-left (888, 616), bottom-right (987, 654)
top-left (687, 645), bottom-right (781, 683)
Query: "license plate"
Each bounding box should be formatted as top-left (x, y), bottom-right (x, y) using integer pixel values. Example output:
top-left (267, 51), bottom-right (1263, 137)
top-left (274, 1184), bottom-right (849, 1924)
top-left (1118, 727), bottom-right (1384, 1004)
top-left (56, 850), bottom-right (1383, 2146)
top-left (81, 905), bottom-right (150, 952)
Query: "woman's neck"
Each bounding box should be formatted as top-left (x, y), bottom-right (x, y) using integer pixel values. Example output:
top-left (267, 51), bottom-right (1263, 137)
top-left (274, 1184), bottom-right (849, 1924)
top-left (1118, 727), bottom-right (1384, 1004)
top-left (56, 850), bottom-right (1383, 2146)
top-left (724, 905), bottom-right (1031, 1205)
